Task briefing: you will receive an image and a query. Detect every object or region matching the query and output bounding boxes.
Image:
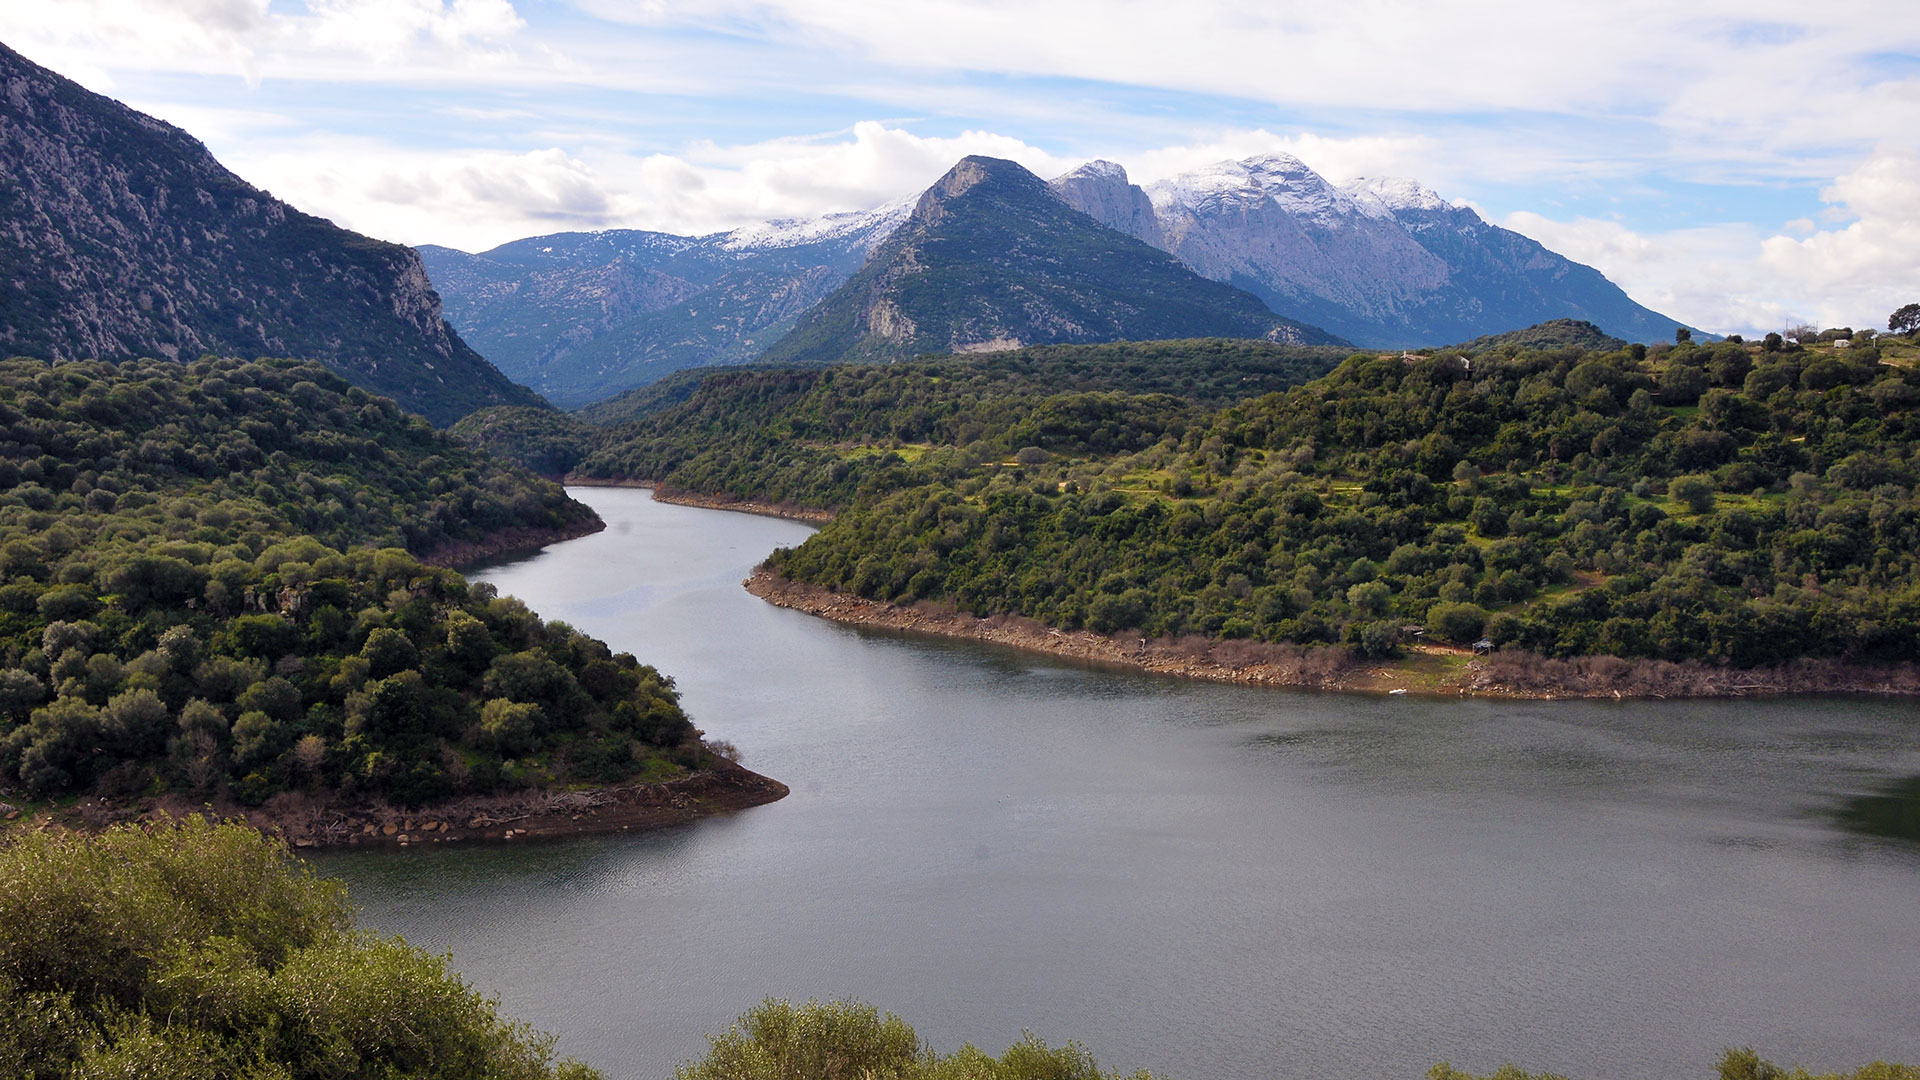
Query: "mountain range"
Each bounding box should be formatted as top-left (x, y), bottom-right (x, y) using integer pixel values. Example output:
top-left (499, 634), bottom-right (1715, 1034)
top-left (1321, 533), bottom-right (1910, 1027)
top-left (425, 154), bottom-right (1690, 405)
top-left (0, 42), bottom-right (537, 424)
top-left (757, 156), bottom-right (1337, 367)
top-left (419, 203), bottom-right (909, 408)
top-left (1053, 154), bottom-right (1687, 347)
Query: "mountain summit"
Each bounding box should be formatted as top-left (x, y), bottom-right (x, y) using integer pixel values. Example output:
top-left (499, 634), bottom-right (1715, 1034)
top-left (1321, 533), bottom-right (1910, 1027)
top-left (760, 156), bottom-right (1341, 366)
top-left (1049, 155), bottom-right (1691, 347)
top-left (0, 41), bottom-right (537, 423)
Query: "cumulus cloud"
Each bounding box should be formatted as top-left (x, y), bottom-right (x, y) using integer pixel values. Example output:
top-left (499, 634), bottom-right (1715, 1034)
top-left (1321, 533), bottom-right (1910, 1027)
top-left (1504, 145), bottom-right (1920, 336)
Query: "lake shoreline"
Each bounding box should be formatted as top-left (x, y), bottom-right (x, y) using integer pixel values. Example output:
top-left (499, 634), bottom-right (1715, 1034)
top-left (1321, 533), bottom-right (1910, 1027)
top-left (425, 516), bottom-right (608, 570)
top-left (565, 478), bottom-right (834, 524)
top-left (6, 760), bottom-right (791, 850)
top-left (746, 566), bottom-right (1920, 700)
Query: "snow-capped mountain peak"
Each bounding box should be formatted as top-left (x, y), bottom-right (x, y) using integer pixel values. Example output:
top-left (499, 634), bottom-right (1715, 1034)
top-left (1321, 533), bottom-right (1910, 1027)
top-left (1146, 153), bottom-right (1380, 227)
top-left (1343, 176), bottom-right (1453, 214)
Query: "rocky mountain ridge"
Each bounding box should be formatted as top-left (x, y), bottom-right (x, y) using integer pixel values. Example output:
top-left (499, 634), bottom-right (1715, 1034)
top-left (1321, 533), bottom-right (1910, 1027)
top-left (418, 201), bottom-right (908, 407)
top-left (757, 156), bottom-right (1342, 367)
top-left (1048, 152), bottom-right (1690, 347)
top-left (0, 41), bottom-right (538, 424)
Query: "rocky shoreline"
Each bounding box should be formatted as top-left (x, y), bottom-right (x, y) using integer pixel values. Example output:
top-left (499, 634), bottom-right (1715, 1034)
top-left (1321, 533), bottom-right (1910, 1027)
top-left (424, 516), bottom-right (608, 570)
top-left (746, 567), bottom-right (1920, 700)
top-left (747, 567), bottom-right (1397, 693)
top-left (9, 761), bottom-right (790, 850)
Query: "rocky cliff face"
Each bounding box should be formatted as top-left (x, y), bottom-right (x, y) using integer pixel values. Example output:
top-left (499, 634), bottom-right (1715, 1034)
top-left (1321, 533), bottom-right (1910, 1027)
top-left (759, 156), bottom-right (1342, 367)
top-left (0, 41), bottom-right (538, 424)
top-left (1047, 160), bottom-right (1165, 248)
top-left (1076, 152), bottom-right (1691, 347)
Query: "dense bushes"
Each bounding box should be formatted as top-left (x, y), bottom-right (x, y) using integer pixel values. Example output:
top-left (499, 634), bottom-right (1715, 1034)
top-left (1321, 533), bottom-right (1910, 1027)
top-left (676, 998), bottom-right (1155, 1080)
top-left (0, 819), bottom-right (600, 1079)
top-left (558, 340), bottom-right (1346, 503)
top-left (0, 356), bottom-right (701, 808)
top-left (762, 339), bottom-right (1920, 667)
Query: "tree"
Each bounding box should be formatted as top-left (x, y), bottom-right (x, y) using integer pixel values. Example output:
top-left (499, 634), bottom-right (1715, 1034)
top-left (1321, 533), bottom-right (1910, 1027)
top-left (1428, 602), bottom-right (1489, 643)
top-left (1675, 327), bottom-right (1693, 344)
top-left (0, 819), bottom-right (601, 1079)
top-left (1890, 303), bottom-right (1920, 336)
top-left (1669, 474), bottom-right (1717, 515)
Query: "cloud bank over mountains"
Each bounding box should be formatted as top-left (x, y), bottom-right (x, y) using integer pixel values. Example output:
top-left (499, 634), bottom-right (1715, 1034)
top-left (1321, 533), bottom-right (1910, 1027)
top-left (3, 0), bottom-right (1913, 336)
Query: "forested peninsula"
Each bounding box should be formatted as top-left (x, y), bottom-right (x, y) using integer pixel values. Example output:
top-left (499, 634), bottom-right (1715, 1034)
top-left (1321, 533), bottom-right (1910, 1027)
top-left (0, 356), bottom-right (783, 842)
top-left (483, 327), bottom-right (1920, 698)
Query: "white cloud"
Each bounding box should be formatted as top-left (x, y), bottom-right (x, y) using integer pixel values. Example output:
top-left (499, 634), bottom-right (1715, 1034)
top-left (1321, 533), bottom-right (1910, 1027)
top-left (219, 122), bottom-right (1076, 250)
top-left (576, 0), bottom-right (1920, 176)
top-left (1503, 145), bottom-right (1920, 335)
top-left (0, 0), bottom-right (531, 83)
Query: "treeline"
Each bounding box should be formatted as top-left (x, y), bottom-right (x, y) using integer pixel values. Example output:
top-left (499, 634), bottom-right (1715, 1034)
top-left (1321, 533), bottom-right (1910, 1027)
top-left (0, 356), bottom-right (705, 809)
top-left (454, 339), bottom-right (1348, 487)
top-left (751, 335), bottom-right (1920, 667)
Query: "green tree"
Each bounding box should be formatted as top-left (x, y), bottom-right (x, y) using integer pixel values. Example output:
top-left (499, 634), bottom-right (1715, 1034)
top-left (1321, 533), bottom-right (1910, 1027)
top-left (1887, 303), bottom-right (1920, 336)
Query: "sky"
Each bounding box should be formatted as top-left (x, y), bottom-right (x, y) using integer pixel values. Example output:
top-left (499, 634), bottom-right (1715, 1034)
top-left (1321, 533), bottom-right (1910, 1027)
top-left (3, 0), bottom-right (1917, 338)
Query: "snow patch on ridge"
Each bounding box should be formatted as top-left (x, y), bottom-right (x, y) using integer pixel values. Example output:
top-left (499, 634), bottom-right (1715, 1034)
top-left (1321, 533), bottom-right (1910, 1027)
top-left (1145, 152), bottom-right (1388, 227)
top-left (719, 198), bottom-right (913, 252)
top-left (1343, 176), bottom-right (1453, 214)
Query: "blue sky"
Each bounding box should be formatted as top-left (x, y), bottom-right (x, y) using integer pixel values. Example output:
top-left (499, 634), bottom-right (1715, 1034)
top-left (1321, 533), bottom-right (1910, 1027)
top-left (4, 0), bottom-right (1916, 336)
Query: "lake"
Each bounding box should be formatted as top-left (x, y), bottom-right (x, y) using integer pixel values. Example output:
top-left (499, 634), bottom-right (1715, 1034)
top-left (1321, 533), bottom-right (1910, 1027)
top-left (317, 487), bottom-right (1920, 1080)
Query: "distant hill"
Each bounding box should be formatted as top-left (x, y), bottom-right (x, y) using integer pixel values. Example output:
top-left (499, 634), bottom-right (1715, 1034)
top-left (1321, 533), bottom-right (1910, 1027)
top-left (0, 41), bottom-right (538, 424)
top-left (760, 157), bottom-right (1343, 367)
top-left (1449, 319), bottom-right (1629, 354)
top-left (418, 203), bottom-right (906, 408)
top-left (1050, 154), bottom-right (1696, 347)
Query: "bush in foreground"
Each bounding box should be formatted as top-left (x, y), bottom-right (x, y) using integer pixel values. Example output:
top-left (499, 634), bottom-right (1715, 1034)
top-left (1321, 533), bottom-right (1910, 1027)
top-left (675, 998), bottom-right (1156, 1080)
top-left (0, 818), bottom-right (599, 1079)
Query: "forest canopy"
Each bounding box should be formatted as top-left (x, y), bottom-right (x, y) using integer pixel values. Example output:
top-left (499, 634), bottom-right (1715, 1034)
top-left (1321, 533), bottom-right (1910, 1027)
top-left (548, 331), bottom-right (1920, 670)
top-left (0, 356), bottom-right (705, 811)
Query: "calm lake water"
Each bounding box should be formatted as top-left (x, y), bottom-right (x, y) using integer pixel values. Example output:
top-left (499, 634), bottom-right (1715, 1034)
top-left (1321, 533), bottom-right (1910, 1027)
top-left (317, 487), bottom-right (1920, 1080)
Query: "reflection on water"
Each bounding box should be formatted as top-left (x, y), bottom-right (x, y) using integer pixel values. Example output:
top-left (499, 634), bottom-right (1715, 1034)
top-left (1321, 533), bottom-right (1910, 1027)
top-left (1836, 776), bottom-right (1920, 845)
top-left (317, 488), bottom-right (1920, 1080)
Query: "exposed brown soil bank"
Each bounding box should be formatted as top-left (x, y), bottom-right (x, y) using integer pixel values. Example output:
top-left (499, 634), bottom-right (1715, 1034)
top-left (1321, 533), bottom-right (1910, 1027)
top-left (748, 567), bottom-right (1373, 691)
top-left (748, 567), bottom-right (1920, 700)
top-left (422, 516), bottom-right (607, 570)
top-left (7, 761), bottom-right (788, 850)
top-left (565, 478), bottom-right (833, 524)
top-left (1465, 650), bottom-right (1920, 699)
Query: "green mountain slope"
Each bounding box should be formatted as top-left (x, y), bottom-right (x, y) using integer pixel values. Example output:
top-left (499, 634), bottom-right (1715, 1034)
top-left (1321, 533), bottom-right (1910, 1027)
top-left (760, 157), bottom-right (1344, 366)
top-left (0, 42), bottom-right (540, 424)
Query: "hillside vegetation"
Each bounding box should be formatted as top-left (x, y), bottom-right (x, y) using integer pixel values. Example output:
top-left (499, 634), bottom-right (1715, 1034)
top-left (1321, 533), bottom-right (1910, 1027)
top-left (552, 326), bottom-right (1920, 674)
top-left (0, 357), bottom-right (712, 813)
top-left (768, 334), bottom-right (1920, 668)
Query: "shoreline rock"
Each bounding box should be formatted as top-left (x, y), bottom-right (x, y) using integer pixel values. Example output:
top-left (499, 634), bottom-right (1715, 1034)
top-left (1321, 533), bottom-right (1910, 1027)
top-left (12, 760), bottom-right (790, 850)
top-left (423, 516), bottom-right (608, 570)
top-left (745, 567), bottom-right (1920, 700)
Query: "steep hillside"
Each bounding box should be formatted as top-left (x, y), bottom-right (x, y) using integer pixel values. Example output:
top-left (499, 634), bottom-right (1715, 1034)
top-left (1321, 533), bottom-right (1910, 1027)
top-left (0, 42), bottom-right (538, 424)
top-left (761, 157), bottom-right (1342, 366)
